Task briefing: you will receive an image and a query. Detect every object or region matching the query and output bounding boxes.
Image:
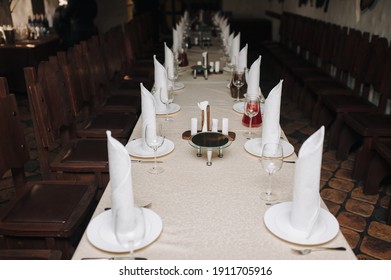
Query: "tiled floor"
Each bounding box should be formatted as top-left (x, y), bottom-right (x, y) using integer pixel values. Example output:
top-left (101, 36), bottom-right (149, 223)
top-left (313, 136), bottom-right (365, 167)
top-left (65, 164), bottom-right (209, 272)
top-left (1, 55), bottom-right (390, 259)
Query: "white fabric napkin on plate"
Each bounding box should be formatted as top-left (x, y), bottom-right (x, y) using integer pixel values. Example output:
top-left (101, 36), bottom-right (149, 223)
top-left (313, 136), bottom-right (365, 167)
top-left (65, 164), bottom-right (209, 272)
top-left (164, 42), bottom-right (174, 88)
top-left (261, 80), bottom-right (283, 148)
top-left (172, 28), bottom-right (178, 53)
top-left (247, 55), bottom-right (262, 98)
top-left (106, 130), bottom-right (135, 227)
top-left (290, 126), bottom-right (325, 238)
top-left (140, 83), bottom-right (156, 151)
top-left (230, 32), bottom-right (240, 66)
top-left (153, 55), bottom-right (168, 113)
top-left (237, 44), bottom-right (248, 71)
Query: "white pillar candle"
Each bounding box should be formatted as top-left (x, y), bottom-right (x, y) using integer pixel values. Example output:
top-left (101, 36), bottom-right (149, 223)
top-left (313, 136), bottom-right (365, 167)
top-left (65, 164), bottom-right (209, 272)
top-left (222, 118), bottom-right (228, 135)
top-left (215, 61), bottom-right (220, 73)
top-left (209, 61), bottom-right (214, 73)
top-left (191, 118), bottom-right (198, 135)
top-left (197, 60), bottom-right (202, 65)
top-left (212, 118), bottom-right (218, 132)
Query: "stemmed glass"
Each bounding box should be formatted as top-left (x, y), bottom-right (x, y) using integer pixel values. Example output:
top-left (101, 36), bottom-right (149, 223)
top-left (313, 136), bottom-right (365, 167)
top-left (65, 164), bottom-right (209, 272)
top-left (114, 206), bottom-right (145, 259)
top-left (260, 143), bottom-right (283, 202)
top-left (145, 123), bottom-right (165, 174)
top-left (160, 87), bottom-right (175, 121)
top-left (243, 95), bottom-right (260, 138)
top-left (232, 68), bottom-right (246, 102)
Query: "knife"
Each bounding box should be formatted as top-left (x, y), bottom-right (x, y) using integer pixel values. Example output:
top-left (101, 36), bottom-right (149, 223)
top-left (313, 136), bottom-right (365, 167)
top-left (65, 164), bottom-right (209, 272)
top-left (131, 160), bottom-right (163, 163)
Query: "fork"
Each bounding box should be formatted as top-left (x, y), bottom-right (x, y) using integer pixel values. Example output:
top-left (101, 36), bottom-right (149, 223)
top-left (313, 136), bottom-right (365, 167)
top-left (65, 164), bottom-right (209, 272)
top-left (291, 246), bottom-right (346, 255)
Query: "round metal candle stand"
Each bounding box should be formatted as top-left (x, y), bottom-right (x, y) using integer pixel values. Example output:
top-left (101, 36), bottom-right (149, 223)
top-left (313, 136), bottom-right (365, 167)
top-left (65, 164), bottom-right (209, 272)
top-left (189, 132), bottom-right (232, 166)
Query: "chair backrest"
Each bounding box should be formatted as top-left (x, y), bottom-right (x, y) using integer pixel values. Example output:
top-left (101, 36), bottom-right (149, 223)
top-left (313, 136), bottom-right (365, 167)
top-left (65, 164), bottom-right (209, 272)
top-left (0, 77), bottom-right (30, 195)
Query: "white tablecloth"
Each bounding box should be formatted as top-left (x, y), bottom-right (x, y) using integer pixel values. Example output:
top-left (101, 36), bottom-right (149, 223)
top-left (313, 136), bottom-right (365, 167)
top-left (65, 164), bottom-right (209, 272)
top-left (72, 44), bottom-right (356, 260)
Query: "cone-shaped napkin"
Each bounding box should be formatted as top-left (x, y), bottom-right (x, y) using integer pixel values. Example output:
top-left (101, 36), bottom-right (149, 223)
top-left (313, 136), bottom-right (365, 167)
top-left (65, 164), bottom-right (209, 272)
top-left (230, 32), bottom-right (240, 66)
top-left (246, 55), bottom-right (262, 97)
top-left (106, 130), bottom-right (135, 227)
top-left (153, 55), bottom-right (168, 113)
top-left (261, 80), bottom-right (283, 148)
top-left (290, 126), bottom-right (325, 237)
top-left (164, 42), bottom-right (174, 88)
top-left (237, 44), bottom-right (248, 71)
top-left (141, 83), bottom-right (157, 151)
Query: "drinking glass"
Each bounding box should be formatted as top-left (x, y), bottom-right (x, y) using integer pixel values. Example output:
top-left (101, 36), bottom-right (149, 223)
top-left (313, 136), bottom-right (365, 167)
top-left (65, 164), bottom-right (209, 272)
top-left (232, 69), bottom-right (246, 102)
top-left (114, 206), bottom-right (145, 259)
top-left (260, 143), bottom-right (283, 202)
top-left (160, 87), bottom-right (175, 121)
top-left (145, 123), bottom-right (165, 174)
top-left (243, 95), bottom-right (260, 138)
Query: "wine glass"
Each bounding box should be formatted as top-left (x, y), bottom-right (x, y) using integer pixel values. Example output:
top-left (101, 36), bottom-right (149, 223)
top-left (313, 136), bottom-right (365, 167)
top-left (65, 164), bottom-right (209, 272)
top-left (160, 87), bottom-right (175, 121)
top-left (260, 143), bottom-right (283, 202)
top-left (232, 68), bottom-right (246, 102)
top-left (114, 206), bottom-right (145, 259)
top-left (243, 95), bottom-right (260, 138)
top-left (145, 123), bottom-right (165, 174)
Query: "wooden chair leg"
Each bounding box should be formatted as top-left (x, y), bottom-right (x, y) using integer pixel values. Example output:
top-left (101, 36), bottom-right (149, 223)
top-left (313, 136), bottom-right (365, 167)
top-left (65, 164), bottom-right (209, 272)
top-left (388, 194), bottom-right (391, 225)
top-left (353, 137), bottom-right (374, 181)
top-left (328, 113), bottom-right (344, 150)
top-left (363, 153), bottom-right (390, 195)
top-left (336, 125), bottom-right (359, 160)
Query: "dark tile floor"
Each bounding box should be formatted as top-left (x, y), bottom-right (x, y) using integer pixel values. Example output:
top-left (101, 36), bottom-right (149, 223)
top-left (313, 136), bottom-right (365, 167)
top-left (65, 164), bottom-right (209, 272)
top-left (1, 55), bottom-right (390, 260)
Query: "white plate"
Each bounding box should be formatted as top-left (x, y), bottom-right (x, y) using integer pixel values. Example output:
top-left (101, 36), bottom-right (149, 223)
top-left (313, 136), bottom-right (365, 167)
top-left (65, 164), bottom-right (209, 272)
top-left (87, 208), bottom-right (163, 253)
top-left (233, 102), bottom-right (265, 114)
top-left (156, 103), bottom-right (181, 115)
top-left (126, 138), bottom-right (175, 158)
top-left (233, 102), bottom-right (245, 113)
top-left (244, 138), bottom-right (294, 158)
top-left (223, 66), bottom-right (233, 72)
top-left (264, 202), bottom-right (339, 245)
top-left (173, 82), bottom-right (185, 91)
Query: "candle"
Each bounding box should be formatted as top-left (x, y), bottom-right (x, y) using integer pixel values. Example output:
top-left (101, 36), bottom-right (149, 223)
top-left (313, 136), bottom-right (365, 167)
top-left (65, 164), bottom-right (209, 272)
top-left (215, 61), bottom-right (220, 73)
top-left (191, 118), bottom-right (198, 135)
top-left (212, 118), bottom-right (218, 132)
top-left (222, 118), bottom-right (228, 135)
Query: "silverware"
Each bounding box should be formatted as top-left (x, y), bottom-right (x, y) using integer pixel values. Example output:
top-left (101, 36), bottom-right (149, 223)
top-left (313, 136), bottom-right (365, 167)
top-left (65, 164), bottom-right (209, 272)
top-left (131, 160), bottom-right (163, 163)
top-left (283, 160), bottom-right (296, 163)
top-left (82, 257), bottom-right (147, 260)
top-left (104, 202), bottom-right (152, 211)
top-left (291, 246), bottom-right (346, 255)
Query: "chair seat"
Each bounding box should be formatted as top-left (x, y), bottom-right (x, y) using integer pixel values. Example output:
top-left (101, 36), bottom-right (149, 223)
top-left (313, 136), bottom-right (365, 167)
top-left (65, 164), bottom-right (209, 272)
top-left (100, 94), bottom-right (142, 115)
top-left (344, 113), bottom-right (391, 136)
top-left (306, 79), bottom-right (351, 96)
top-left (77, 112), bottom-right (137, 139)
top-left (0, 180), bottom-right (95, 237)
top-left (322, 95), bottom-right (378, 113)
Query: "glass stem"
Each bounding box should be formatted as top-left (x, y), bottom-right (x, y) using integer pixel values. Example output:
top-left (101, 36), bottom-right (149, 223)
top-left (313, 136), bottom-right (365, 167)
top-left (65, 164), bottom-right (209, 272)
top-left (153, 148), bottom-right (157, 171)
top-left (267, 172), bottom-right (273, 196)
top-left (249, 116), bottom-right (253, 135)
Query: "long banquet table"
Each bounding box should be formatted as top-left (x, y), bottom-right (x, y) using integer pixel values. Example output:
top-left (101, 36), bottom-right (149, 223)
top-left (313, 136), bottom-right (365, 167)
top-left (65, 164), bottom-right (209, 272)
top-left (72, 42), bottom-right (356, 260)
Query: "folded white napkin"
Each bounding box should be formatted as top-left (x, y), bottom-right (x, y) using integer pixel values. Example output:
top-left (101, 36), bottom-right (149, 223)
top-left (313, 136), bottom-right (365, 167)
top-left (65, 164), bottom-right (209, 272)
top-left (261, 80), bottom-right (283, 148)
top-left (153, 55), bottom-right (168, 113)
top-left (230, 32), bottom-right (240, 66)
top-left (140, 83), bottom-right (156, 151)
top-left (237, 44), bottom-right (248, 71)
top-left (106, 130), bottom-right (135, 227)
top-left (290, 126), bottom-right (325, 238)
top-left (164, 42), bottom-right (174, 88)
top-left (247, 55), bottom-right (262, 97)
top-left (172, 28), bottom-right (178, 53)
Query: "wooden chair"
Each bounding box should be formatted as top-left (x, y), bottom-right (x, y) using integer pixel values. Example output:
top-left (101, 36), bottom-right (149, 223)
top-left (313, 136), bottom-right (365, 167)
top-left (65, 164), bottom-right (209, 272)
top-left (24, 67), bottom-right (120, 195)
top-left (318, 38), bottom-right (391, 151)
top-left (362, 137), bottom-right (391, 225)
top-left (80, 37), bottom-right (143, 115)
top-left (0, 77), bottom-right (96, 259)
top-left (46, 55), bottom-right (138, 140)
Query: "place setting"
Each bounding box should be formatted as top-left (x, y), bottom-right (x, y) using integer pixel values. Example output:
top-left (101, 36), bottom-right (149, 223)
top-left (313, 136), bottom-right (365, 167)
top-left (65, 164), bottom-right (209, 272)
top-left (152, 55), bottom-right (181, 117)
top-left (263, 126), bottom-right (341, 246)
top-left (86, 130), bottom-right (163, 257)
top-left (126, 83), bottom-right (175, 171)
top-left (244, 80), bottom-right (295, 157)
top-left (165, 42), bottom-right (185, 91)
